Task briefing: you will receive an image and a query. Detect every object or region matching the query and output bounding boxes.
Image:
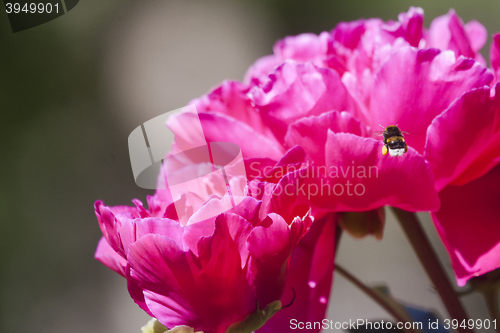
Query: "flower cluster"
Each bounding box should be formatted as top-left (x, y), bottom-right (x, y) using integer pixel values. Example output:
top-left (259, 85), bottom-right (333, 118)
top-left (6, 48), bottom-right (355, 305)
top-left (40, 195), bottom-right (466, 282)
top-left (95, 7), bottom-right (500, 333)
top-left (96, 149), bottom-right (337, 332)
top-left (184, 6), bottom-right (500, 287)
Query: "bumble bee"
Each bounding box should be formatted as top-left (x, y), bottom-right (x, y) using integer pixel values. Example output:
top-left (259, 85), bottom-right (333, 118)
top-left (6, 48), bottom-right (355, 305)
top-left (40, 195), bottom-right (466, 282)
top-left (379, 125), bottom-right (408, 157)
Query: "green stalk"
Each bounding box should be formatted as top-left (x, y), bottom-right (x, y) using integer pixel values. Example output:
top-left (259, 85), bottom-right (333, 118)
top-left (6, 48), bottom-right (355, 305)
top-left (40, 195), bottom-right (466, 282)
top-left (335, 264), bottom-right (423, 333)
top-left (483, 288), bottom-right (500, 329)
top-left (470, 278), bottom-right (500, 333)
top-left (391, 208), bottom-right (472, 333)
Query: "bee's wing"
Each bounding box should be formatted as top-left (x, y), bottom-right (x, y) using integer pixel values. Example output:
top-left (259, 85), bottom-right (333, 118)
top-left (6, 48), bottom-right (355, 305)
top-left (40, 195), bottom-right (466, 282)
top-left (374, 130), bottom-right (385, 136)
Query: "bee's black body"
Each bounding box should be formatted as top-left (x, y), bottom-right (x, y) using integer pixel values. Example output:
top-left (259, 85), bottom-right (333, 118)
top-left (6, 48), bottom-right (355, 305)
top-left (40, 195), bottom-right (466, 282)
top-left (381, 125), bottom-right (407, 156)
top-left (383, 125), bottom-right (404, 142)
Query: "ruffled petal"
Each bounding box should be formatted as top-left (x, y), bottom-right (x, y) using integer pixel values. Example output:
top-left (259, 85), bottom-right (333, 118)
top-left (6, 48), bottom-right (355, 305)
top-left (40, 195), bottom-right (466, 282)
top-left (259, 145), bottom-right (306, 184)
top-left (250, 61), bottom-right (359, 144)
top-left (428, 10), bottom-right (480, 60)
top-left (136, 218), bottom-right (185, 246)
top-left (229, 196), bottom-right (263, 227)
top-left (431, 165), bottom-right (500, 286)
top-left (285, 110), bottom-right (370, 165)
top-left (94, 201), bottom-right (125, 256)
top-left (273, 32), bottom-right (330, 63)
top-left (190, 80), bottom-right (278, 144)
top-left (244, 55), bottom-right (281, 86)
top-left (301, 132), bottom-right (440, 212)
top-left (187, 112), bottom-right (285, 160)
top-left (370, 47), bottom-right (492, 153)
top-left (490, 34), bottom-right (500, 81)
top-left (95, 236), bottom-right (127, 277)
top-left (216, 213), bottom-right (254, 269)
top-left (425, 86), bottom-right (500, 191)
top-left (257, 213), bottom-right (337, 333)
top-left (329, 19), bottom-right (366, 51)
top-left (389, 6), bottom-right (424, 47)
top-left (247, 213), bottom-right (295, 307)
top-left (127, 215), bottom-right (255, 333)
top-left (465, 20), bottom-right (487, 54)
top-left (268, 173), bottom-right (311, 224)
top-left (127, 265), bottom-right (155, 317)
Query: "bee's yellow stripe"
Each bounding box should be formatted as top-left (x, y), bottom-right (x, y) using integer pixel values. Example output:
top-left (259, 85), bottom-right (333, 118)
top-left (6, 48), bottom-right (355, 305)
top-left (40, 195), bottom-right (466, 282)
top-left (387, 136), bottom-right (404, 143)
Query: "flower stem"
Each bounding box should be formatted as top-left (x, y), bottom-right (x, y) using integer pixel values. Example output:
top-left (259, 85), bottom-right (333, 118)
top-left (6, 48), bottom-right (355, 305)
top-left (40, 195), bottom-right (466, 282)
top-left (391, 208), bottom-right (472, 333)
top-left (483, 288), bottom-right (500, 330)
top-left (470, 279), bottom-right (500, 333)
top-left (335, 264), bottom-right (422, 333)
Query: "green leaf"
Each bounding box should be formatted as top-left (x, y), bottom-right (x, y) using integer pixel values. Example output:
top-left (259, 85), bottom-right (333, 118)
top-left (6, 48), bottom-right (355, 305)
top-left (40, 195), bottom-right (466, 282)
top-left (141, 319), bottom-right (168, 333)
top-left (225, 300), bottom-right (282, 333)
top-left (140, 319), bottom-right (203, 333)
top-left (140, 301), bottom-right (284, 333)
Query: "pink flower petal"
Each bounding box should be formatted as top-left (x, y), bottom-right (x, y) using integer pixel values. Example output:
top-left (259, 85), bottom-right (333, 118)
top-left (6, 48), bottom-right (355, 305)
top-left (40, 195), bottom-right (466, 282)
top-left (244, 54), bottom-right (281, 86)
top-left (94, 201), bottom-right (124, 257)
top-left (128, 214), bottom-right (256, 333)
top-left (229, 196), bottom-right (263, 227)
top-left (217, 213), bottom-right (255, 269)
top-left (431, 165), bottom-right (500, 286)
top-left (259, 145), bottom-right (306, 183)
top-left (428, 10), bottom-right (477, 59)
top-left (273, 32), bottom-right (330, 63)
top-left (244, 158), bottom-right (278, 180)
top-left (285, 110), bottom-right (370, 165)
top-left (190, 80), bottom-right (278, 143)
top-left (95, 237), bottom-right (127, 277)
top-left (167, 112), bottom-right (208, 152)
top-left (390, 7), bottom-right (424, 47)
top-left (330, 20), bottom-right (366, 51)
top-left (446, 10), bottom-right (475, 59)
top-left (195, 112), bottom-right (285, 160)
top-left (181, 218), bottom-right (215, 255)
top-left (465, 20), bottom-right (487, 54)
top-left (425, 86), bottom-right (500, 191)
top-left (247, 213), bottom-right (295, 308)
top-left (127, 236), bottom-right (202, 326)
top-left (258, 214), bottom-right (337, 333)
top-left (136, 218), bottom-right (185, 245)
top-left (269, 174), bottom-right (311, 224)
top-left (370, 47), bottom-right (492, 154)
top-left (250, 61), bottom-right (359, 144)
top-left (298, 132), bottom-right (439, 212)
top-left (126, 265), bottom-right (154, 317)
top-left (490, 34), bottom-right (500, 80)
top-left (147, 194), bottom-right (169, 218)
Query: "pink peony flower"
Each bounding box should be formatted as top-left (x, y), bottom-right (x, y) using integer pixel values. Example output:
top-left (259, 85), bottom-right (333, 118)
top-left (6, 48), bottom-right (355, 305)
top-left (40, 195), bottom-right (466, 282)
top-left (95, 144), bottom-right (338, 332)
top-left (491, 33), bottom-right (500, 83)
top-left (182, 8), bottom-right (488, 215)
top-left (425, 84), bottom-right (500, 286)
top-left (96, 7), bottom-right (500, 333)
top-left (427, 9), bottom-right (487, 65)
top-left (179, 7), bottom-right (500, 286)
top-left (95, 186), bottom-right (312, 332)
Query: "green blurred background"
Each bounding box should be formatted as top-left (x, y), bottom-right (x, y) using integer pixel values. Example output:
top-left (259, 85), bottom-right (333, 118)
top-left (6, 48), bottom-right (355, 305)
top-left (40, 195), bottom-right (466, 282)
top-left (1, 1), bottom-right (500, 332)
